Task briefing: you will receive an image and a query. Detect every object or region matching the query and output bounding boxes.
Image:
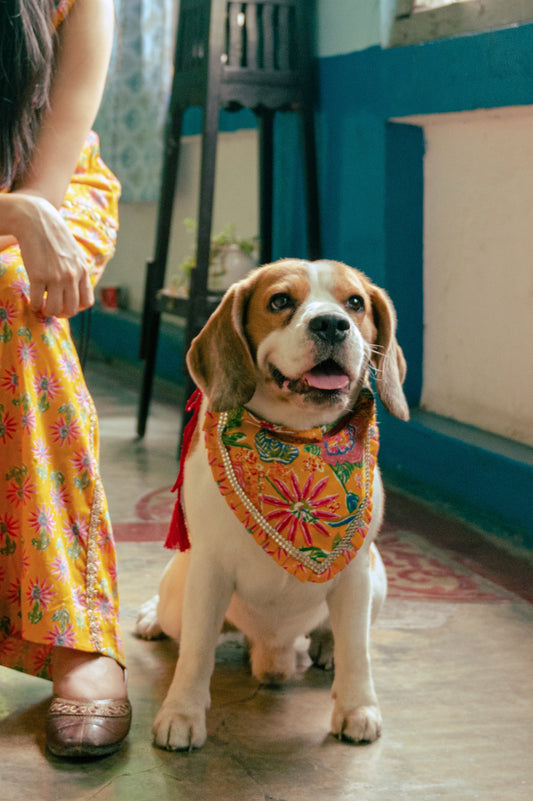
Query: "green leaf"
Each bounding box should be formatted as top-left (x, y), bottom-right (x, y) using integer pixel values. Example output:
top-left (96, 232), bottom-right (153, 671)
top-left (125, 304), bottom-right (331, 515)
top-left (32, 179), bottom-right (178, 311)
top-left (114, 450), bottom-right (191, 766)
top-left (28, 602), bottom-right (43, 625)
top-left (221, 432), bottom-right (251, 449)
top-left (37, 394), bottom-right (50, 413)
top-left (31, 532), bottom-right (50, 550)
top-left (0, 535), bottom-right (17, 557)
top-left (17, 326), bottom-right (32, 342)
top-left (254, 429), bottom-right (299, 464)
top-left (74, 471), bottom-right (91, 491)
top-left (225, 408), bottom-right (244, 430)
top-left (50, 470), bottom-right (65, 489)
top-left (0, 323), bottom-right (12, 343)
top-left (58, 402), bottom-right (76, 422)
top-left (346, 492), bottom-right (360, 513)
top-left (0, 616), bottom-right (11, 634)
top-left (6, 464), bottom-right (28, 484)
top-left (299, 546), bottom-right (330, 562)
top-left (331, 461), bottom-right (355, 487)
top-left (304, 443), bottom-right (322, 457)
top-left (67, 541), bottom-right (82, 561)
top-left (52, 608), bottom-right (71, 632)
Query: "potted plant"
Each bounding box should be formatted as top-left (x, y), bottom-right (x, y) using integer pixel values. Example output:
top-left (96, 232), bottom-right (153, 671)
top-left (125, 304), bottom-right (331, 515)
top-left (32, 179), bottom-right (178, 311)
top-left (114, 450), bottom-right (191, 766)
top-left (170, 219), bottom-right (258, 293)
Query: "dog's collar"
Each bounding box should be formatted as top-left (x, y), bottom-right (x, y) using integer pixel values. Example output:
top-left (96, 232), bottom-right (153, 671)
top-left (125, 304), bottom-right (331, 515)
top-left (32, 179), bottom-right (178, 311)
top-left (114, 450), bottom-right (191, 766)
top-left (167, 389), bottom-right (379, 584)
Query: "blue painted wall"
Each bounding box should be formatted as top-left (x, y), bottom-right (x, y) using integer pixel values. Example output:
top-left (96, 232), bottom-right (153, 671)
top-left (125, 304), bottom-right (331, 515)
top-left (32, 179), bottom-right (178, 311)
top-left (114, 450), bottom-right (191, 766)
top-left (87, 18), bottom-right (533, 545)
top-left (270, 23), bottom-right (533, 545)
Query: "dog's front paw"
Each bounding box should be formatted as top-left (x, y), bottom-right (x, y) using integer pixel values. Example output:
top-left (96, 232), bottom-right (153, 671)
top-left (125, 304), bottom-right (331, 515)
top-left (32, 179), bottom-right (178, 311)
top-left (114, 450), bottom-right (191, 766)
top-left (135, 595), bottom-right (165, 640)
top-left (331, 703), bottom-right (382, 744)
top-left (152, 701), bottom-right (207, 751)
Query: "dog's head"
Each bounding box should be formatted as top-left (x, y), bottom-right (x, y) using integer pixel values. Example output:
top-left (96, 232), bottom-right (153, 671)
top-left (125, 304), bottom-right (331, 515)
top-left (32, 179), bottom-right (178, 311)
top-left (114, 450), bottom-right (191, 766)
top-left (187, 259), bottom-right (409, 428)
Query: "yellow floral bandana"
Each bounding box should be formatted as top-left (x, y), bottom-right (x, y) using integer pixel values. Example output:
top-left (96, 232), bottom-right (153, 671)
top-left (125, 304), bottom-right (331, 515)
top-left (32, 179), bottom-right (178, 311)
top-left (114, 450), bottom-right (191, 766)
top-left (167, 389), bottom-right (379, 583)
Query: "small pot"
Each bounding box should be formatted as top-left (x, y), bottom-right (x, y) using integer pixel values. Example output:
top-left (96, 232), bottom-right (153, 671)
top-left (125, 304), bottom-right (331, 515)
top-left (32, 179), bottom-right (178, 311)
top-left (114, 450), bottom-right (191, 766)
top-left (208, 244), bottom-right (255, 291)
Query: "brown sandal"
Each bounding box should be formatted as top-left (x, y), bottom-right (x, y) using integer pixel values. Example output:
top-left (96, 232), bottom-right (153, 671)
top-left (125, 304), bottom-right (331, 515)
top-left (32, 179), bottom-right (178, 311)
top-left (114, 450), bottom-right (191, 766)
top-left (46, 696), bottom-right (132, 759)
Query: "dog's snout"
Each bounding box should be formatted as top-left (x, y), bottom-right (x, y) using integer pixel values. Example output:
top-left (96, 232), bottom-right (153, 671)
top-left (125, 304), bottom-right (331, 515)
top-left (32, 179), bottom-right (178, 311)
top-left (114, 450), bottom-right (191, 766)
top-left (309, 314), bottom-right (350, 344)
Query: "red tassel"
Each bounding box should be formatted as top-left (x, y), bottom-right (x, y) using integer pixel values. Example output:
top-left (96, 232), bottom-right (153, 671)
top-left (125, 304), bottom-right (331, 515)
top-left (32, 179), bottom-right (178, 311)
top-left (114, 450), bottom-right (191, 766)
top-left (164, 389), bottom-right (203, 550)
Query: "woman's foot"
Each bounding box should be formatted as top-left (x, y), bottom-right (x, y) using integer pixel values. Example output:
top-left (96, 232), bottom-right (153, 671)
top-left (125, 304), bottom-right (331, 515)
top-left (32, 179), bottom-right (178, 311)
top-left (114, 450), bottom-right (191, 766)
top-left (46, 648), bottom-right (131, 759)
top-left (52, 648), bottom-right (128, 700)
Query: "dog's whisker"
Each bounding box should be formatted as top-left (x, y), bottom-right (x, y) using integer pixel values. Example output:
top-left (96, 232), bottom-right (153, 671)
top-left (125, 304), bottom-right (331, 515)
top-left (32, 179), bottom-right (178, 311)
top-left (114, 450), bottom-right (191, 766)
top-left (367, 362), bottom-right (383, 379)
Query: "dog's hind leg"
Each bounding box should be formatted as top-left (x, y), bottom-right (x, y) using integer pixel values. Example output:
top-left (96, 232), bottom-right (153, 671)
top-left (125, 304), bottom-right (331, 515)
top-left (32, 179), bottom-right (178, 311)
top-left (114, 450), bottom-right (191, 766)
top-left (155, 550), bottom-right (190, 641)
top-left (308, 543), bottom-right (386, 671)
top-left (369, 543), bottom-right (387, 624)
top-left (135, 551), bottom-right (190, 642)
top-left (309, 625), bottom-right (335, 670)
top-left (136, 594), bottom-right (165, 640)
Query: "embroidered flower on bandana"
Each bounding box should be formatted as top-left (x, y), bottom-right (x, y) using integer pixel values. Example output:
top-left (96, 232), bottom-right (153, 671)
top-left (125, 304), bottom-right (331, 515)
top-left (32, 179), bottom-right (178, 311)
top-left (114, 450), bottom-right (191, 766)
top-left (323, 423), bottom-right (364, 465)
top-left (263, 473), bottom-right (339, 546)
top-left (232, 448), bottom-right (263, 488)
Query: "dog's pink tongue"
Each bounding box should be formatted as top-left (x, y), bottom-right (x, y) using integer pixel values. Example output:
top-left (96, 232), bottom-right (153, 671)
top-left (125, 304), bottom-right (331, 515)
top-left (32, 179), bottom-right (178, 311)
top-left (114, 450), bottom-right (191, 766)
top-left (304, 366), bottom-right (350, 391)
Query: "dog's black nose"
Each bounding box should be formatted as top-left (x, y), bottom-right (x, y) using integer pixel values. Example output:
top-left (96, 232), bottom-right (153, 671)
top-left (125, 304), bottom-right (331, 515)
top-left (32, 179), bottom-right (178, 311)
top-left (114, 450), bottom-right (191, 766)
top-left (309, 314), bottom-right (350, 344)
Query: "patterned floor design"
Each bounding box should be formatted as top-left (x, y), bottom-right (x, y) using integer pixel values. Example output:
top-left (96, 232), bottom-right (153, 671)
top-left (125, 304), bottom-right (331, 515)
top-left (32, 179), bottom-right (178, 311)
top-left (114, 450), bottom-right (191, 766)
top-left (113, 486), bottom-right (519, 604)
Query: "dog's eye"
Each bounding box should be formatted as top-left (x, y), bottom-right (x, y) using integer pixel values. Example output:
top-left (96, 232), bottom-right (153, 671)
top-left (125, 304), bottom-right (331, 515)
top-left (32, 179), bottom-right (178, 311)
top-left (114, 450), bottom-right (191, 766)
top-left (347, 295), bottom-right (365, 313)
top-left (268, 293), bottom-right (293, 312)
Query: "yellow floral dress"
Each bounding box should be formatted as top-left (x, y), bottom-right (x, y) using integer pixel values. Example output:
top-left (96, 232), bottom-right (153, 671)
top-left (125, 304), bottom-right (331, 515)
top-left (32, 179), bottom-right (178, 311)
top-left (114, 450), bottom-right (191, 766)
top-left (0, 0), bottom-right (125, 679)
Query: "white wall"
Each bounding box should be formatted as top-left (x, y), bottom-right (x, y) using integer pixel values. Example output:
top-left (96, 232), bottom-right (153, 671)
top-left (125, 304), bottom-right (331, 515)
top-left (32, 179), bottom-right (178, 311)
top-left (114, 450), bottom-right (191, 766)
top-left (316, 0), bottom-right (381, 56)
top-left (102, 129), bottom-right (258, 313)
top-left (418, 107), bottom-right (533, 446)
top-left (103, 0), bottom-right (378, 311)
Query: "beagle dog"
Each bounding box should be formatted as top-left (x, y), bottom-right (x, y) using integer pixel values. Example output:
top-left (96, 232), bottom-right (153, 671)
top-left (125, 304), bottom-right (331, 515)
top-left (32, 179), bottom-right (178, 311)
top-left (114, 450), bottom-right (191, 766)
top-left (136, 258), bottom-right (409, 750)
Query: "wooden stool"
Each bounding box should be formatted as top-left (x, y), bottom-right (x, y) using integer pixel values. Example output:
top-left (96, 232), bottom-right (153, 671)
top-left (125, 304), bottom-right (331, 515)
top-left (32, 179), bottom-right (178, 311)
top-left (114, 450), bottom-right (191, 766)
top-left (137, 0), bottom-right (321, 441)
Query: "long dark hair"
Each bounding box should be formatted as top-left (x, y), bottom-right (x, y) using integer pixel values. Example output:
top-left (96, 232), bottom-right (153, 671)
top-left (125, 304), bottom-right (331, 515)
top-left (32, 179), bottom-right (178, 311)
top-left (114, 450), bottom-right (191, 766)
top-left (0, 0), bottom-right (55, 190)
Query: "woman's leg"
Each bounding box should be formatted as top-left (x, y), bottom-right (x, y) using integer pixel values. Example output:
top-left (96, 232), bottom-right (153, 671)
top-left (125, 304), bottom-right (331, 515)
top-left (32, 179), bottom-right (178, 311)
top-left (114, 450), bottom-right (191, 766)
top-left (52, 647), bottom-right (127, 700)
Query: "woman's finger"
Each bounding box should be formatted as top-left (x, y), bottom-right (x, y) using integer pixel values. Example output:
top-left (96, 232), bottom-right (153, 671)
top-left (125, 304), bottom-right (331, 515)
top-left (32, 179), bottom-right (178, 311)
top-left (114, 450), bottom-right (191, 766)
top-left (78, 273), bottom-right (94, 312)
top-left (42, 284), bottom-right (65, 318)
top-left (29, 280), bottom-right (46, 312)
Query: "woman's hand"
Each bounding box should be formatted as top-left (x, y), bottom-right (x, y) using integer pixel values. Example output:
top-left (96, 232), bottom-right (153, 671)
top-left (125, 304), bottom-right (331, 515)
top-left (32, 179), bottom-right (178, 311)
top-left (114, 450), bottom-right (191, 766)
top-left (4, 192), bottom-right (94, 318)
top-left (0, 0), bottom-right (115, 318)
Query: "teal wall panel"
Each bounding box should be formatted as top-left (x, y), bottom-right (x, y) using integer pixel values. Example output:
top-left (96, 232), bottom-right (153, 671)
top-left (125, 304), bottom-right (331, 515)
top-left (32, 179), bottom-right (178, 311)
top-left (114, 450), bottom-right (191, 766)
top-left (267, 23), bottom-right (533, 543)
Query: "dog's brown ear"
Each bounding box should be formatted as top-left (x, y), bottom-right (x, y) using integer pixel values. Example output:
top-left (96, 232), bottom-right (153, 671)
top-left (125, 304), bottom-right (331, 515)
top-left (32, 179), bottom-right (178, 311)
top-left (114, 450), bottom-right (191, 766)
top-left (186, 280), bottom-right (256, 412)
top-left (369, 285), bottom-right (410, 421)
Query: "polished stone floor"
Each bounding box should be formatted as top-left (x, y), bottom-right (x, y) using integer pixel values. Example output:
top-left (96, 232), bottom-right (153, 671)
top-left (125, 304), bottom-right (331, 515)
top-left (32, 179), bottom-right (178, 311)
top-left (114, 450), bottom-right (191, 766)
top-left (1, 360), bottom-right (532, 801)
